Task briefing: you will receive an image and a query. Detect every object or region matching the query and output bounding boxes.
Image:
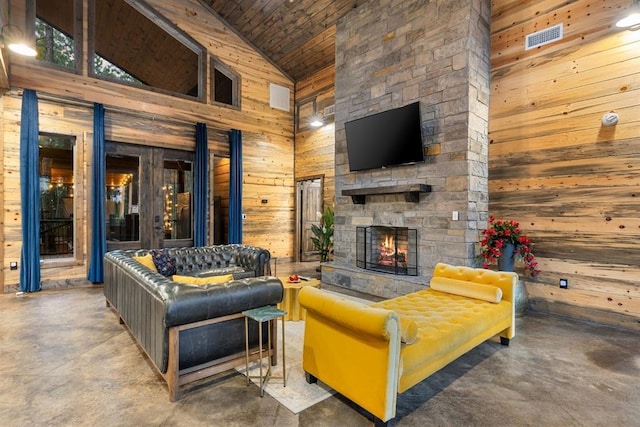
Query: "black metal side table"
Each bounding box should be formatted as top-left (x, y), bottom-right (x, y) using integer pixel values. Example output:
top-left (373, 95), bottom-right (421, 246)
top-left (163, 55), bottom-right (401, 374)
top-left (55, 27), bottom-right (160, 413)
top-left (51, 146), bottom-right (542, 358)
top-left (243, 305), bottom-right (287, 396)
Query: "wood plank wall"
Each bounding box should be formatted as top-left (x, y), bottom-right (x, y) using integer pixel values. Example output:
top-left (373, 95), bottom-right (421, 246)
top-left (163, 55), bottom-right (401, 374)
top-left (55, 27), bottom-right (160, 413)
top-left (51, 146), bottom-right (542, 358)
top-left (489, 0), bottom-right (640, 330)
top-left (1, 0), bottom-right (295, 291)
top-left (294, 65), bottom-right (336, 210)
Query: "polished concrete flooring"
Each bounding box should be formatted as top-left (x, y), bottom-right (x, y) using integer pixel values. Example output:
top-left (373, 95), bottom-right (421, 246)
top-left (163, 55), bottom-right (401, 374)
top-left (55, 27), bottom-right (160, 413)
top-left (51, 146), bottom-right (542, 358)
top-left (1, 262), bottom-right (638, 426)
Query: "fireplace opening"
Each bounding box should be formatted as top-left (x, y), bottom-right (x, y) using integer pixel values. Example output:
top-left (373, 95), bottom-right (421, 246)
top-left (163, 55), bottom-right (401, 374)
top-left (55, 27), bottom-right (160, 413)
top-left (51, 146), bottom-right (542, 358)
top-left (356, 226), bottom-right (417, 275)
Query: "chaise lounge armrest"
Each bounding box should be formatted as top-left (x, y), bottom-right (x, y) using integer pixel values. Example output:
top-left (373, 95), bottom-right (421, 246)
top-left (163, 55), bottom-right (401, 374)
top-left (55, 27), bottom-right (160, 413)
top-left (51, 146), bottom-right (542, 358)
top-left (299, 287), bottom-right (402, 424)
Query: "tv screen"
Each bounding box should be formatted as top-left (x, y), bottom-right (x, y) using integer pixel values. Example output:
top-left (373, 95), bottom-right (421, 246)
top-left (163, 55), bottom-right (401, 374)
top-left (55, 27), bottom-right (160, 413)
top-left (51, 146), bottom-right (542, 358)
top-left (345, 102), bottom-right (424, 172)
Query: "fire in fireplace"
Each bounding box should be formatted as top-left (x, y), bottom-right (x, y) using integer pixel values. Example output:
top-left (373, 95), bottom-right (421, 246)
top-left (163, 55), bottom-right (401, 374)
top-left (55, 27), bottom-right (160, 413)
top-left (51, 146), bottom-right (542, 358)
top-left (356, 226), bottom-right (417, 275)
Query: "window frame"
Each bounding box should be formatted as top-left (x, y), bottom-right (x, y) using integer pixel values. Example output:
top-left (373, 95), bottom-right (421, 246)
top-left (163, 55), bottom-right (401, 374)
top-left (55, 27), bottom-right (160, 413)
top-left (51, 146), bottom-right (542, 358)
top-left (38, 131), bottom-right (85, 268)
top-left (28, 0), bottom-right (84, 74)
top-left (87, 0), bottom-right (207, 102)
top-left (210, 56), bottom-right (241, 109)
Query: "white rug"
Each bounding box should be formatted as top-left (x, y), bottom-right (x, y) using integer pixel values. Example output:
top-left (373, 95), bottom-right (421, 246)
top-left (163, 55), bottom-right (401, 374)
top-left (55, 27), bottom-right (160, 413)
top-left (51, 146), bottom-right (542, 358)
top-left (235, 320), bottom-right (335, 414)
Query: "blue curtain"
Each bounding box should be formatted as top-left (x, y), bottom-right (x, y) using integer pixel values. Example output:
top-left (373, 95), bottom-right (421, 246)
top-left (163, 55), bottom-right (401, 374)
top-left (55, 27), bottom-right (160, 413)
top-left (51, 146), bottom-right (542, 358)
top-left (88, 103), bottom-right (106, 283)
top-left (228, 129), bottom-right (243, 244)
top-left (194, 123), bottom-right (208, 247)
top-left (19, 90), bottom-right (41, 293)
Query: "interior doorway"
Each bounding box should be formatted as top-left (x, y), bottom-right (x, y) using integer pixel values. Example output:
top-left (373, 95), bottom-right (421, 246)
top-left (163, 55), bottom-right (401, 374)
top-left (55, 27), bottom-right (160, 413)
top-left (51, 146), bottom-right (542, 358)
top-left (296, 176), bottom-right (324, 262)
top-left (105, 142), bottom-right (194, 251)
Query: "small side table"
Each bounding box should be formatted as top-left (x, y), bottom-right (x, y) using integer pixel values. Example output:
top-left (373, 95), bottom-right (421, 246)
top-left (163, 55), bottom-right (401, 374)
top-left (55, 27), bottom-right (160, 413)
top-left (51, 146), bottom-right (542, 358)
top-left (243, 306), bottom-right (287, 396)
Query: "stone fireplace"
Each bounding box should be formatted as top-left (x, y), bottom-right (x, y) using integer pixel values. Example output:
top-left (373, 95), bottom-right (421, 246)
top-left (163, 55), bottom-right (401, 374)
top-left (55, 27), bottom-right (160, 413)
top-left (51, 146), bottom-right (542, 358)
top-left (356, 226), bottom-right (418, 276)
top-left (322, 0), bottom-right (491, 299)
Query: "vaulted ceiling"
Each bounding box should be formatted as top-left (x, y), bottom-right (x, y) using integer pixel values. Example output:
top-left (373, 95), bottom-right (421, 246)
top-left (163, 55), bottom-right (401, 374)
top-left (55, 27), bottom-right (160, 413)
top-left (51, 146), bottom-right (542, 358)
top-left (202, 0), bottom-right (365, 81)
top-left (36, 0), bottom-right (366, 93)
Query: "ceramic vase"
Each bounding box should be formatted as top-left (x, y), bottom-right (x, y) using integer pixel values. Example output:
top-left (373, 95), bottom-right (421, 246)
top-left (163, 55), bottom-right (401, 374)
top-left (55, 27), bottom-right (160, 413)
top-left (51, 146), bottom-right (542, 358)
top-left (497, 243), bottom-right (516, 272)
top-left (497, 243), bottom-right (529, 317)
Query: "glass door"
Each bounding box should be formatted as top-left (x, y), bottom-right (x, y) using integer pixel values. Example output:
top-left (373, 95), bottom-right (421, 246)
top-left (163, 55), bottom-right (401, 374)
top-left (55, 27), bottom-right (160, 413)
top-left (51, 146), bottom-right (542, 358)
top-left (105, 142), bottom-right (194, 251)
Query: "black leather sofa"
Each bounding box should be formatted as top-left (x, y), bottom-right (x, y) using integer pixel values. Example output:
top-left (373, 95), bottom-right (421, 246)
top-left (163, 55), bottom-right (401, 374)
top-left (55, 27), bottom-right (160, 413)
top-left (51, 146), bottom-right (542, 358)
top-left (103, 245), bottom-right (283, 400)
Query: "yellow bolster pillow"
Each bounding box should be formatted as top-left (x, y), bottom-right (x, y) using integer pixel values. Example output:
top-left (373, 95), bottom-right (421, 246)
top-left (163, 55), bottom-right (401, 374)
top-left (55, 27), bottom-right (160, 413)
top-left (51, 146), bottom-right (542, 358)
top-left (172, 274), bottom-right (234, 286)
top-left (429, 276), bottom-right (502, 303)
top-left (133, 254), bottom-right (158, 272)
top-left (399, 317), bottom-right (418, 344)
top-left (299, 287), bottom-right (397, 341)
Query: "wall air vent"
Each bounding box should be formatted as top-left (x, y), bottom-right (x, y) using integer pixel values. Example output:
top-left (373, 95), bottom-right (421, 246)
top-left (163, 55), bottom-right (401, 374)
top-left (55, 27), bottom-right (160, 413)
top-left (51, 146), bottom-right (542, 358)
top-left (323, 105), bottom-right (335, 117)
top-left (525, 23), bottom-right (563, 50)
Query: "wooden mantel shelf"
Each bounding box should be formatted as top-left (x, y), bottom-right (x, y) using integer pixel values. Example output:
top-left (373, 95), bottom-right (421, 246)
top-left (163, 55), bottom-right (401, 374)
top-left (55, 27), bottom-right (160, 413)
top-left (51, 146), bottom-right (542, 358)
top-left (342, 184), bottom-right (432, 204)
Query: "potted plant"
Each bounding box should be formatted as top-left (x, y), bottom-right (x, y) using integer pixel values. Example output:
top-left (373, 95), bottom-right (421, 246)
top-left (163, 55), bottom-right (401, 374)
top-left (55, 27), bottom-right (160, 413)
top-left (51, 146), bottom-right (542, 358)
top-left (310, 206), bottom-right (334, 263)
top-left (479, 217), bottom-right (540, 276)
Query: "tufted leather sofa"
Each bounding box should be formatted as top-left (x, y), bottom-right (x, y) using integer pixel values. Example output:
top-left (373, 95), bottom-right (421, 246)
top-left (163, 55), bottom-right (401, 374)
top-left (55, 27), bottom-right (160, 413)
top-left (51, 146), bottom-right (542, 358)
top-left (103, 245), bottom-right (283, 400)
top-left (299, 263), bottom-right (517, 426)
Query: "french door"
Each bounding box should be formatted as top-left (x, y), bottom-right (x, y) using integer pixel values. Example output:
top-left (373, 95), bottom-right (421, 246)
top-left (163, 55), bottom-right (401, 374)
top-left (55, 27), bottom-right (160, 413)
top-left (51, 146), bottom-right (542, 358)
top-left (105, 142), bottom-right (194, 251)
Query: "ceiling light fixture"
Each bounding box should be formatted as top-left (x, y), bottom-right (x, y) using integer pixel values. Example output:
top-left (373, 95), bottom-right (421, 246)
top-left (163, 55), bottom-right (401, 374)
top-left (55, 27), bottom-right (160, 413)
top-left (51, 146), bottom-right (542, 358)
top-left (1, 24), bottom-right (37, 57)
top-left (310, 115), bottom-right (324, 127)
top-left (616, 0), bottom-right (640, 29)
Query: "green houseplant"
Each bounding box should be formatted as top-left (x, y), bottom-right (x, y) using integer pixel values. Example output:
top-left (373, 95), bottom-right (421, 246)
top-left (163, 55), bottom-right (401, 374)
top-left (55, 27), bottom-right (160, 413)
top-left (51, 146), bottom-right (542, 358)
top-left (310, 206), bottom-right (334, 262)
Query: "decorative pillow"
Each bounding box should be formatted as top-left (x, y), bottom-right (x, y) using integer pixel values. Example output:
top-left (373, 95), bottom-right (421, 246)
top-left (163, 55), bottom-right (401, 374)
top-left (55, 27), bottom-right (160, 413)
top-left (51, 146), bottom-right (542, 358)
top-left (172, 274), bottom-right (234, 286)
top-left (133, 254), bottom-right (158, 272)
top-left (398, 316), bottom-right (418, 345)
top-left (151, 249), bottom-right (177, 277)
top-left (429, 276), bottom-right (502, 303)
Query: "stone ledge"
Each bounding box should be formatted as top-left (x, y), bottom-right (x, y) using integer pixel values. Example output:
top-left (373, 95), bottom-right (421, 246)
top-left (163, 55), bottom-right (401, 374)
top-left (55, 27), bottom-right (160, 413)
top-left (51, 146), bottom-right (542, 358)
top-left (341, 183), bottom-right (432, 204)
top-left (321, 262), bottom-right (427, 300)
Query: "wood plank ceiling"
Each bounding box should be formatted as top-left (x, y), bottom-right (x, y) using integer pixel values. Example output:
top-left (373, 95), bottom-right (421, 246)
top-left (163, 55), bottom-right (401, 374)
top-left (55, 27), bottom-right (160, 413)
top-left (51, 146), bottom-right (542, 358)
top-left (202, 0), bottom-right (365, 81)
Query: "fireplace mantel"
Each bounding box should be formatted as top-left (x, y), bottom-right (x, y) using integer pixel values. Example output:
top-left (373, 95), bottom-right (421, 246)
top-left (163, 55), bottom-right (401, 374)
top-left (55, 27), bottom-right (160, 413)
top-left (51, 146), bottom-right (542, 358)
top-left (342, 184), bottom-right (432, 204)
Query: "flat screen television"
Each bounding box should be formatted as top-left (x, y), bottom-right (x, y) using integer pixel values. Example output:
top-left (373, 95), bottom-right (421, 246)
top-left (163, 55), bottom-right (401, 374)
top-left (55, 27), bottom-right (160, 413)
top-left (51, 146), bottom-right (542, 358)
top-left (345, 102), bottom-right (425, 172)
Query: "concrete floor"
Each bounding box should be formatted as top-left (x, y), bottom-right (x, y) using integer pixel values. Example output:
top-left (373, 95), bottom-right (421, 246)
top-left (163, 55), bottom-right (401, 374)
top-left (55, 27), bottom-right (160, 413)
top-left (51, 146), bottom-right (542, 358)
top-left (1, 264), bottom-right (638, 426)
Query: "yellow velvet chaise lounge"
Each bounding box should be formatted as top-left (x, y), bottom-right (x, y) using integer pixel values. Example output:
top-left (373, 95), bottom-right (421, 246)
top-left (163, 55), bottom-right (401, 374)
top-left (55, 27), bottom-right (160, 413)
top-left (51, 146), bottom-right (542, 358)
top-left (298, 263), bottom-right (517, 426)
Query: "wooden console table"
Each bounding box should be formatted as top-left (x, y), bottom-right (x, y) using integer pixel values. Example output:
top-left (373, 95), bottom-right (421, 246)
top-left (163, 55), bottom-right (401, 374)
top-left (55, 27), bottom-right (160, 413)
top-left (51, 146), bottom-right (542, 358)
top-left (342, 184), bottom-right (432, 204)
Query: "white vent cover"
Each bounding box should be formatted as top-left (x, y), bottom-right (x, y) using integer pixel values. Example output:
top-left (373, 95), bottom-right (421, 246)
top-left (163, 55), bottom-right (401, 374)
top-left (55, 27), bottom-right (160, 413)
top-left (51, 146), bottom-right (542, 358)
top-left (269, 83), bottom-right (290, 112)
top-left (323, 105), bottom-right (335, 117)
top-left (525, 23), bottom-right (563, 50)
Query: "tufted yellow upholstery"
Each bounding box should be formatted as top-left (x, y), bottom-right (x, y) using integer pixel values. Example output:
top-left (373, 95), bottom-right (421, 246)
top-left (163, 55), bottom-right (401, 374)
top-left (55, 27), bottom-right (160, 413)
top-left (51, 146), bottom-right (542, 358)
top-left (299, 263), bottom-right (517, 425)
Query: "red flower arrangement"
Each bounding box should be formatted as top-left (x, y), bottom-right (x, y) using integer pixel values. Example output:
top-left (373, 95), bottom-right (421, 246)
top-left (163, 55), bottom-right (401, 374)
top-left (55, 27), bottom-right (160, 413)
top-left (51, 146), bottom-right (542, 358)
top-left (479, 217), bottom-right (540, 276)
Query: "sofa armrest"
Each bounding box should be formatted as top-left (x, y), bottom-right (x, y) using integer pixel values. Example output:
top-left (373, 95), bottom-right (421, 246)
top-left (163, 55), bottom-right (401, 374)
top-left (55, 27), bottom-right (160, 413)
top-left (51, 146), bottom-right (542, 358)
top-left (298, 287), bottom-right (401, 423)
top-left (432, 263), bottom-right (517, 303)
top-left (432, 263), bottom-right (517, 339)
top-left (229, 244), bottom-right (272, 276)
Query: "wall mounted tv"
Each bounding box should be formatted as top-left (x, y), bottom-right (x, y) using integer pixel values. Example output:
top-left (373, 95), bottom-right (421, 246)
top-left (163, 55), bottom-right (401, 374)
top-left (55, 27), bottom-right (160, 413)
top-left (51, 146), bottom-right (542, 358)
top-left (345, 102), bottom-right (425, 172)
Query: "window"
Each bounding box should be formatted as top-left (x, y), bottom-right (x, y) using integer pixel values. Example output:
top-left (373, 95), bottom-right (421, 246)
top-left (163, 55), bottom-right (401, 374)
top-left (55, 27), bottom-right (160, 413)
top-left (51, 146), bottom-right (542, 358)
top-left (106, 154), bottom-right (140, 243)
top-left (39, 134), bottom-right (75, 259)
top-left (163, 159), bottom-right (193, 240)
top-left (90, 0), bottom-right (205, 99)
top-left (211, 57), bottom-right (240, 107)
top-left (34, 0), bottom-right (81, 71)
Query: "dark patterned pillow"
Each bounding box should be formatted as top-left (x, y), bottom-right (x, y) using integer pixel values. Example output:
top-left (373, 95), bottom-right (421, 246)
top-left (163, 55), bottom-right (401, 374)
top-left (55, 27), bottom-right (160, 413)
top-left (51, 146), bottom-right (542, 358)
top-left (151, 249), bottom-right (177, 277)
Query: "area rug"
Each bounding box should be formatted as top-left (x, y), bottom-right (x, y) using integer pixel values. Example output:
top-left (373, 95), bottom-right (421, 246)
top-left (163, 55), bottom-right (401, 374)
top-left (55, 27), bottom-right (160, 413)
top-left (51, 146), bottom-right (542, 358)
top-left (235, 320), bottom-right (335, 414)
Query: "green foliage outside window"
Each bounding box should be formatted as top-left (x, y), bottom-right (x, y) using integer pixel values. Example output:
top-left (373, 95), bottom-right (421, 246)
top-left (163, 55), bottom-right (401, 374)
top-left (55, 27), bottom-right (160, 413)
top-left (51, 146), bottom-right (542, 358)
top-left (35, 17), bottom-right (140, 84)
top-left (36, 18), bottom-right (75, 68)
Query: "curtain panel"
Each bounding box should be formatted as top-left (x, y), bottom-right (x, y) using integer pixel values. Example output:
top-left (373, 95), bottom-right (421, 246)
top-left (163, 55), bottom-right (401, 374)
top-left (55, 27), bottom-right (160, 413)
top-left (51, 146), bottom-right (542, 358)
top-left (194, 123), bottom-right (209, 247)
top-left (228, 129), bottom-right (243, 244)
top-left (19, 90), bottom-right (41, 292)
top-left (88, 103), bottom-right (106, 283)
